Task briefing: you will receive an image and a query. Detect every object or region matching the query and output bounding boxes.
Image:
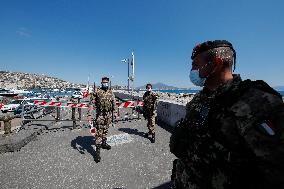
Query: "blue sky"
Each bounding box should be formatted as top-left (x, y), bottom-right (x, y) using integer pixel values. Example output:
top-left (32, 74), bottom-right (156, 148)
top-left (1, 0), bottom-right (283, 88)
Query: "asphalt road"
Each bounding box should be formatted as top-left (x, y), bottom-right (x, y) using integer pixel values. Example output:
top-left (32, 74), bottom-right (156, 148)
top-left (0, 108), bottom-right (175, 189)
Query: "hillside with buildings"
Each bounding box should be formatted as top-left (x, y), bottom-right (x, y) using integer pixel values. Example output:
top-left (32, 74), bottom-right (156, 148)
top-left (0, 71), bottom-right (85, 89)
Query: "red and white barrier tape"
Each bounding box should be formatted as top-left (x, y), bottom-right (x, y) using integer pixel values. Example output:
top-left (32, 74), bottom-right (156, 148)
top-left (117, 101), bottom-right (144, 108)
top-left (33, 100), bottom-right (90, 109)
top-left (33, 100), bottom-right (144, 109)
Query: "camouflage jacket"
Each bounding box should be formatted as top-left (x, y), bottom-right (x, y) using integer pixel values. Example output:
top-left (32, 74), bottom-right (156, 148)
top-left (143, 91), bottom-right (158, 117)
top-left (90, 88), bottom-right (115, 115)
top-left (170, 74), bottom-right (284, 189)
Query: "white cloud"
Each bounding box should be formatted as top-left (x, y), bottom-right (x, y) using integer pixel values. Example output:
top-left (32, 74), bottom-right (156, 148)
top-left (16, 27), bottom-right (31, 37)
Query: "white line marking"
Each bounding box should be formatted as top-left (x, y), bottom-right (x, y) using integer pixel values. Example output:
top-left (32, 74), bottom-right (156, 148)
top-left (107, 133), bottom-right (133, 146)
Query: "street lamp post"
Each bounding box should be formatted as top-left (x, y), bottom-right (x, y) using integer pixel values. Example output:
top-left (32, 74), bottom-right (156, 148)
top-left (121, 58), bottom-right (130, 92)
top-left (131, 50), bottom-right (134, 96)
top-left (127, 58), bottom-right (130, 92)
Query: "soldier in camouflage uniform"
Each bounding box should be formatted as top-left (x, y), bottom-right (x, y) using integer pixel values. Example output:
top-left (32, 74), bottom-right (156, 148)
top-left (170, 40), bottom-right (284, 188)
top-left (90, 77), bottom-right (115, 162)
top-left (143, 83), bottom-right (159, 143)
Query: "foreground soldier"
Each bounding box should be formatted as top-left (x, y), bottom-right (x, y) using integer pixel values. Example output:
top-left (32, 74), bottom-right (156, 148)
top-left (91, 77), bottom-right (115, 162)
top-left (170, 40), bottom-right (284, 188)
top-left (143, 83), bottom-right (158, 143)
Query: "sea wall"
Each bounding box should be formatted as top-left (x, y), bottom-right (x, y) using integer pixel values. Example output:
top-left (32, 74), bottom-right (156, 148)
top-left (156, 100), bottom-right (187, 127)
top-left (114, 90), bottom-right (190, 127)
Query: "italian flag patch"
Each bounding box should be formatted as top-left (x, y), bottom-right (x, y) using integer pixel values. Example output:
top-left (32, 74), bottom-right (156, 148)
top-left (90, 127), bottom-right (97, 136)
top-left (260, 120), bottom-right (276, 136)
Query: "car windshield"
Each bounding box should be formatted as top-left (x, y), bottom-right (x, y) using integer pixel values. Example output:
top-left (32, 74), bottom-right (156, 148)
top-left (10, 100), bottom-right (23, 104)
top-left (27, 99), bottom-right (48, 103)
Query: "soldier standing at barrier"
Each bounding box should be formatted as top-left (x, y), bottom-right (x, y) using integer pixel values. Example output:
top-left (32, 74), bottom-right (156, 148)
top-left (143, 83), bottom-right (159, 143)
top-left (170, 40), bottom-right (284, 188)
top-left (91, 77), bottom-right (115, 162)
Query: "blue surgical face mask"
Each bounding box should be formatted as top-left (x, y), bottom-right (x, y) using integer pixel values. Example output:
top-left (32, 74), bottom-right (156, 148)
top-left (189, 69), bottom-right (206, 86)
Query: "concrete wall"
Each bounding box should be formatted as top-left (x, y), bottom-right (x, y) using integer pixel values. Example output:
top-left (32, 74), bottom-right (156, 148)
top-left (114, 91), bottom-right (186, 127)
top-left (156, 100), bottom-right (186, 127)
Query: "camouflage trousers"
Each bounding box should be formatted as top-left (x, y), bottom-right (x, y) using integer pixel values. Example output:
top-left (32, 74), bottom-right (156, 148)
top-left (171, 159), bottom-right (197, 189)
top-left (95, 126), bottom-right (109, 145)
top-left (146, 115), bottom-right (156, 135)
top-left (95, 113), bottom-right (112, 145)
top-left (171, 158), bottom-right (229, 189)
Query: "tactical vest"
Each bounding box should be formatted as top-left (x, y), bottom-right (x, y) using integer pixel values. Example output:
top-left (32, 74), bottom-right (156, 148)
top-left (143, 92), bottom-right (157, 111)
top-left (96, 89), bottom-right (114, 112)
top-left (170, 78), bottom-right (283, 188)
top-left (170, 79), bottom-right (282, 158)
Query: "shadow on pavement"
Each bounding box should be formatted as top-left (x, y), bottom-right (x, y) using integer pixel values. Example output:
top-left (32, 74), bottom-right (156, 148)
top-left (112, 181), bottom-right (172, 189)
top-left (71, 136), bottom-right (97, 160)
top-left (156, 120), bottom-right (174, 134)
top-left (118, 128), bottom-right (147, 139)
top-left (152, 181), bottom-right (172, 189)
top-left (21, 123), bottom-right (49, 130)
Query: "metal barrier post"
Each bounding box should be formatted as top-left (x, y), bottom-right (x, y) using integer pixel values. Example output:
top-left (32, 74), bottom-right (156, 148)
top-left (138, 106), bottom-right (140, 119)
top-left (78, 98), bottom-right (82, 120)
top-left (56, 107), bottom-right (60, 121)
top-left (56, 97), bottom-right (60, 121)
top-left (4, 119), bottom-right (12, 134)
top-left (21, 104), bottom-right (25, 125)
top-left (72, 107), bottom-right (76, 129)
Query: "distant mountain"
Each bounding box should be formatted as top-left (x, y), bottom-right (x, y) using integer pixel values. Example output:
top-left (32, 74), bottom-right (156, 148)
top-left (274, 86), bottom-right (284, 91)
top-left (137, 82), bottom-right (186, 90)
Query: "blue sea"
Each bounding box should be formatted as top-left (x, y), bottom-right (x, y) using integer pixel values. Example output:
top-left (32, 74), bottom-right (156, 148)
top-left (158, 89), bottom-right (284, 96)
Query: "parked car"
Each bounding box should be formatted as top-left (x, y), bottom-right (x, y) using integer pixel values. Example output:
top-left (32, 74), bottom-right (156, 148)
top-left (71, 91), bottom-right (83, 99)
top-left (1, 99), bottom-right (26, 113)
top-left (1, 97), bottom-right (49, 113)
top-left (13, 98), bottom-right (50, 115)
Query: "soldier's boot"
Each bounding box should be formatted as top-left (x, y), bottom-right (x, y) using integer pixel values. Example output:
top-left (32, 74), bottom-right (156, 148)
top-left (144, 132), bottom-right (149, 138)
top-left (2, 133), bottom-right (9, 137)
top-left (94, 144), bottom-right (101, 162)
top-left (151, 132), bottom-right (155, 143)
top-left (101, 138), bottom-right (111, 150)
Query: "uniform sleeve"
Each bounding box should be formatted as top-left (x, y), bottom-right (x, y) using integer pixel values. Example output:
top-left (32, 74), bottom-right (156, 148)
top-left (154, 93), bottom-right (159, 110)
top-left (92, 92), bottom-right (98, 106)
top-left (89, 93), bottom-right (94, 105)
top-left (143, 92), bottom-right (146, 101)
top-left (111, 91), bottom-right (116, 109)
top-left (229, 88), bottom-right (284, 187)
top-left (89, 93), bottom-right (93, 105)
